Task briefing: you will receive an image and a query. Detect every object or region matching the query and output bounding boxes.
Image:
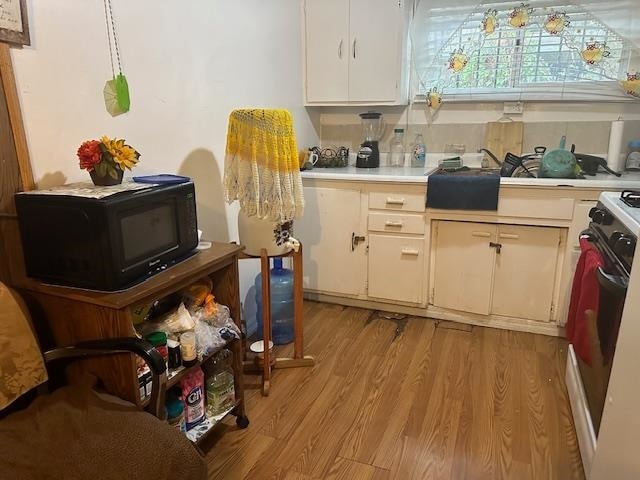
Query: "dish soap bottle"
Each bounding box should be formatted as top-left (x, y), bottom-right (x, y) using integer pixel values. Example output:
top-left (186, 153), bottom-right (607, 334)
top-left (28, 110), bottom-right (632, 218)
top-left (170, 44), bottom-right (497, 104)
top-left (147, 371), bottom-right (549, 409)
top-left (412, 133), bottom-right (426, 168)
top-left (389, 128), bottom-right (405, 167)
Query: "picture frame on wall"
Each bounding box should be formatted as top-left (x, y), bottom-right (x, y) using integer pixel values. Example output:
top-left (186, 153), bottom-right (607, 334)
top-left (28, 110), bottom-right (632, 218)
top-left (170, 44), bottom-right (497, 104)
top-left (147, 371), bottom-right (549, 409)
top-left (0, 0), bottom-right (30, 46)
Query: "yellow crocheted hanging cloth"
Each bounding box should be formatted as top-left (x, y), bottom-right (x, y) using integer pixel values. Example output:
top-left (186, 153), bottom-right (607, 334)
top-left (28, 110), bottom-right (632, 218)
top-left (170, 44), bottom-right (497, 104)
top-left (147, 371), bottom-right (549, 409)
top-left (224, 109), bottom-right (304, 223)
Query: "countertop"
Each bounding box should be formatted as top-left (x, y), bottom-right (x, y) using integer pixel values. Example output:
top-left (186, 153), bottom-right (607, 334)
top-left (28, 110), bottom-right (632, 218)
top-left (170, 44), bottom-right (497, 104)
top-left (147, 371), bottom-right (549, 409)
top-left (301, 165), bottom-right (640, 189)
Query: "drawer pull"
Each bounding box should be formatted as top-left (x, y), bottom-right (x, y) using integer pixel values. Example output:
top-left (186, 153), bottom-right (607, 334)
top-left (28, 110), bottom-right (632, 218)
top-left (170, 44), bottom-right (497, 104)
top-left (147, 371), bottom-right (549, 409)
top-left (401, 248), bottom-right (420, 256)
top-left (471, 231), bottom-right (491, 238)
top-left (499, 233), bottom-right (519, 240)
top-left (386, 197), bottom-right (405, 205)
top-left (385, 220), bottom-right (404, 227)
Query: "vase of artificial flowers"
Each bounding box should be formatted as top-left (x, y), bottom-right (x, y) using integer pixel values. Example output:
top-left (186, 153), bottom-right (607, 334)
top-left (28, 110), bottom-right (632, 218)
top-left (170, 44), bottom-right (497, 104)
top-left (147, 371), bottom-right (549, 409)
top-left (77, 136), bottom-right (140, 186)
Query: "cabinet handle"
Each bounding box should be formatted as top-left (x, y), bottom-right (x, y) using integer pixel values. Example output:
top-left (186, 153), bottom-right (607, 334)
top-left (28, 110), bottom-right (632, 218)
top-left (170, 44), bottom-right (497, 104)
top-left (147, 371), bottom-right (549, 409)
top-left (471, 231), bottom-right (491, 238)
top-left (386, 197), bottom-right (405, 205)
top-left (401, 248), bottom-right (420, 256)
top-left (353, 38), bottom-right (357, 59)
top-left (351, 232), bottom-right (366, 251)
top-left (338, 39), bottom-right (343, 59)
top-left (489, 242), bottom-right (502, 254)
top-left (499, 233), bottom-right (519, 240)
top-left (385, 220), bottom-right (404, 227)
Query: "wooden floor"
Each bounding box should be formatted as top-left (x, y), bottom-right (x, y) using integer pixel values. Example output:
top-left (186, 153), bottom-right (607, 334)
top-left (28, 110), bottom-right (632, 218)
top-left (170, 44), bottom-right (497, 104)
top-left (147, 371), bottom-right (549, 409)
top-left (202, 301), bottom-right (584, 480)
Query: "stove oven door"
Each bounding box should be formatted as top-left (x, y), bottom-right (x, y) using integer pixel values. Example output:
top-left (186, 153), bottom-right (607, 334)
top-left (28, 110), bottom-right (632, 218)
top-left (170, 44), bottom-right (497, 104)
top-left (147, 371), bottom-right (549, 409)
top-left (576, 246), bottom-right (628, 436)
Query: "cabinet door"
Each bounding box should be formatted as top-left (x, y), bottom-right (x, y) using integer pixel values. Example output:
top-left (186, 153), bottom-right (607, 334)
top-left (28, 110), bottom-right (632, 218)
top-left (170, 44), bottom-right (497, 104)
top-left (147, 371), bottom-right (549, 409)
top-left (295, 186), bottom-right (366, 296)
top-left (304, 0), bottom-right (350, 102)
top-left (491, 225), bottom-right (562, 322)
top-left (348, 0), bottom-right (402, 102)
top-left (368, 234), bottom-right (425, 304)
top-left (431, 221), bottom-right (496, 315)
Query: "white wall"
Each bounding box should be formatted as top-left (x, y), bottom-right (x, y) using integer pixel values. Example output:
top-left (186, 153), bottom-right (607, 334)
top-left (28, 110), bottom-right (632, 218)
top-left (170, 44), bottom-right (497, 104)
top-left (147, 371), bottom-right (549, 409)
top-left (10, 0), bottom-right (319, 319)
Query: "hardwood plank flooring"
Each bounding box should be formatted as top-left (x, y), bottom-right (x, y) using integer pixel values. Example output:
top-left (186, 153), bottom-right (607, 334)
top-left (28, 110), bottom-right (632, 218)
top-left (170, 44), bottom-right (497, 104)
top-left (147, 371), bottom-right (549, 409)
top-left (202, 301), bottom-right (584, 480)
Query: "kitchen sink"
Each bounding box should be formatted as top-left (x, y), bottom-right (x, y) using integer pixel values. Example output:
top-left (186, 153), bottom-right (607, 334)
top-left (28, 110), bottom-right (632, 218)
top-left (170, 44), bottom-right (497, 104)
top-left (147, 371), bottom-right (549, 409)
top-left (437, 167), bottom-right (501, 177)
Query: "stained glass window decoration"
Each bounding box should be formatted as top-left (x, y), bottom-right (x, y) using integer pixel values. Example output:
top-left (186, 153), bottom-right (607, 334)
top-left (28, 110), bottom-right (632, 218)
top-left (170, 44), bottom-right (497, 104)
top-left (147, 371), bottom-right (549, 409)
top-left (412, 1), bottom-right (639, 103)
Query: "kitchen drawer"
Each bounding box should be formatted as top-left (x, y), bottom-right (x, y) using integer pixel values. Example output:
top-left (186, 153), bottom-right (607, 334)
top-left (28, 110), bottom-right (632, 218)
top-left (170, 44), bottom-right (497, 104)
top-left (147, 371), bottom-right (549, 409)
top-left (368, 212), bottom-right (425, 235)
top-left (497, 192), bottom-right (574, 220)
top-left (369, 191), bottom-right (426, 212)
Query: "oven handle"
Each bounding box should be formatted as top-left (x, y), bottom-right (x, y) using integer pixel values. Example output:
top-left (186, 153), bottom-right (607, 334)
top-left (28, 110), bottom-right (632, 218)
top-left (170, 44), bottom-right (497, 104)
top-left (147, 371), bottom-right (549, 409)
top-left (597, 267), bottom-right (628, 296)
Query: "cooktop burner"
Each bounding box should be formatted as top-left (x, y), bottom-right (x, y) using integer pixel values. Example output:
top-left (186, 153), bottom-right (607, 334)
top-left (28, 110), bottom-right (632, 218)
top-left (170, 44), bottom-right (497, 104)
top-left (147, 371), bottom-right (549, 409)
top-left (620, 190), bottom-right (640, 208)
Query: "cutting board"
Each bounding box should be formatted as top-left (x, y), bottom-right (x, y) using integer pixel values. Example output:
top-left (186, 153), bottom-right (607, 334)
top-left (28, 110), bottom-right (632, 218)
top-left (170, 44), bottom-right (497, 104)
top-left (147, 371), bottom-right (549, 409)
top-left (483, 121), bottom-right (524, 162)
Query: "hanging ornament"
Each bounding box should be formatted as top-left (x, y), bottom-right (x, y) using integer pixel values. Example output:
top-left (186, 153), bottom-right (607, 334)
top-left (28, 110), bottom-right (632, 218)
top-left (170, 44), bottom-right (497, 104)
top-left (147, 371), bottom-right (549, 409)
top-left (581, 40), bottom-right (611, 65)
top-left (621, 72), bottom-right (640, 98)
top-left (103, 0), bottom-right (130, 116)
top-left (427, 87), bottom-right (442, 112)
top-left (448, 48), bottom-right (468, 73)
top-left (544, 11), bottom-right (570, 35)
top-left (509, 3), bottom-right (534, 28)
top-left (481, 9), bottom-right (498, 35)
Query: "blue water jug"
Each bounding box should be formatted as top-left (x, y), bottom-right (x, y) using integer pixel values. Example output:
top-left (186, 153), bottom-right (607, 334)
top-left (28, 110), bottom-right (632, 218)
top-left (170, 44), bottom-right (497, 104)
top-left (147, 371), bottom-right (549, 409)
top-left (255, 258), bottom-right (294, 345)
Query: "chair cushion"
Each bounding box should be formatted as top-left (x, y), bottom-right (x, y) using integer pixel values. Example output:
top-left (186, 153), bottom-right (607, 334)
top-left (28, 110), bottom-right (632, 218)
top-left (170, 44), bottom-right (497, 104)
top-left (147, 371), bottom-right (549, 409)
top-left (0, 384), bottom-right (207, 480)
top-left (0, 283), bottom-right (47, 410)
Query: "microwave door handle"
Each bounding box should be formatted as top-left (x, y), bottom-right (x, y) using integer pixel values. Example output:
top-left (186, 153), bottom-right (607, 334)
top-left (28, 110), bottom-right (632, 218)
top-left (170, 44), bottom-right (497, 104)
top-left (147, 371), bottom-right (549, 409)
top-left (596, 267), bottom-right (628, 295)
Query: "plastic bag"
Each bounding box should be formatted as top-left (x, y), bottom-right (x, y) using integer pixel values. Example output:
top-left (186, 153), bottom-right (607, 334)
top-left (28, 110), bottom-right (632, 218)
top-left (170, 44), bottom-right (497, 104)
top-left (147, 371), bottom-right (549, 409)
top-left (193, 304), bottom-right (240, 357)
top-left (138, 302), bottom-right (195, 337)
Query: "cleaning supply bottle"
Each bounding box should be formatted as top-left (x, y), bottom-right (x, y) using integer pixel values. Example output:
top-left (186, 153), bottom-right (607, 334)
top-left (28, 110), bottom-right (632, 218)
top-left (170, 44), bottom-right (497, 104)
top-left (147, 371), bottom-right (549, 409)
top-left (255, 258), bottom-right (294, 344)
top-left (412, 133), bottom-right (426, 168)
top-left (389, 128), bottom-right (405, 167)
top-left (205, 349), bottom-right (235, 416)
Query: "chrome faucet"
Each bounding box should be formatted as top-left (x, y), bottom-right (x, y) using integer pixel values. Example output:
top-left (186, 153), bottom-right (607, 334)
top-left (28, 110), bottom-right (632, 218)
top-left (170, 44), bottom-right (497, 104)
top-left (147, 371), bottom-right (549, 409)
top-left (478, 148), bottom-right (502, 166)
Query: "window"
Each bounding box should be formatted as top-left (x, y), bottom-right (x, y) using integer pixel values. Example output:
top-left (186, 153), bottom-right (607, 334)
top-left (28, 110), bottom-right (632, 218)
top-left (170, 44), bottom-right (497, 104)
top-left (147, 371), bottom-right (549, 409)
top-left (412, 1), bottom-right (637, 102)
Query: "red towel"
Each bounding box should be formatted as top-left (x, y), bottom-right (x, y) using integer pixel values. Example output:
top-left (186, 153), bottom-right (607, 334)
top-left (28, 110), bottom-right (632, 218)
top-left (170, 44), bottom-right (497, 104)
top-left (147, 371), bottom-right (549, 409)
top-left (566, 237), bottom-right (604, 365)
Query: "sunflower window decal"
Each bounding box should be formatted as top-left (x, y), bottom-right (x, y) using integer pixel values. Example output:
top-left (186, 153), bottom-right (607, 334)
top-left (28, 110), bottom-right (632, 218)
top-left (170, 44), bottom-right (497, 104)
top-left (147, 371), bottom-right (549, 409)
top-left (447, 48), bottom-right (468, 73)
top-left (508, 3), bottom-right (534, 28)
top-left (581, 40), bottom-right (611, 65)
top-left (481, 9), bottom-right (498, 35)
top-left (544, 11), bottom-right (570, 35)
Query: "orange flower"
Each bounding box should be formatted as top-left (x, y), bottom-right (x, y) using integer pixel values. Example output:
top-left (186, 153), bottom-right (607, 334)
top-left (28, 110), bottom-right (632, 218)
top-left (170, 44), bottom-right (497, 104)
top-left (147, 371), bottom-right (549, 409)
top-left (77, 140), bottom-right (102, 171)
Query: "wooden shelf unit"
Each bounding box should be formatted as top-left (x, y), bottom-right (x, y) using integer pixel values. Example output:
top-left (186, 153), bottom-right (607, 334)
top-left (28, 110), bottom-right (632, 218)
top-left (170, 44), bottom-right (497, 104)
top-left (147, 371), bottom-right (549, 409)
top-left (17, 243), bottom-right (247, 422)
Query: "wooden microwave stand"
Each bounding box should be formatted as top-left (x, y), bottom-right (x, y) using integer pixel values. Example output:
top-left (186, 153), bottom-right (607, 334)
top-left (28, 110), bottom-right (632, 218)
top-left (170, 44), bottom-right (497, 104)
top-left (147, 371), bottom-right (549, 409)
top-left (17, 243), bottom-right (247, 427)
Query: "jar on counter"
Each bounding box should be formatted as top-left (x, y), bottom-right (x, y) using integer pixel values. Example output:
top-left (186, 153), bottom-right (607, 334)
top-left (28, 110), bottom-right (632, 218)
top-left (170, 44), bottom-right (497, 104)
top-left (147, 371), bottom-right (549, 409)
top-left (626, 140), bottom-right (640, 170)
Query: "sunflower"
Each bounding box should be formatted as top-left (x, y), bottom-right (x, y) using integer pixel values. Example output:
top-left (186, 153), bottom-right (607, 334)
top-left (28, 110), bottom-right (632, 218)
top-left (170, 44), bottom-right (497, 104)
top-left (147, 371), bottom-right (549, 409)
top-left (100, 135), bottom-right (140, 170)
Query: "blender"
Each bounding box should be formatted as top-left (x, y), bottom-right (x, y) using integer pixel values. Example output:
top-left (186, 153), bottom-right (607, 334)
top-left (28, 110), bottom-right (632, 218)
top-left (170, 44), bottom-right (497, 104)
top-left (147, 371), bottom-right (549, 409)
top-left (357, 111), bottom-right (385, 168)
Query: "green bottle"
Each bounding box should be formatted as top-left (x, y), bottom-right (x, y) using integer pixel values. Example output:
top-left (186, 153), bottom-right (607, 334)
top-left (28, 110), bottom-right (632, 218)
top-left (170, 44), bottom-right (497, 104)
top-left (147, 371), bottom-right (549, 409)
top-left (205, 349), bottom-right (235, 417)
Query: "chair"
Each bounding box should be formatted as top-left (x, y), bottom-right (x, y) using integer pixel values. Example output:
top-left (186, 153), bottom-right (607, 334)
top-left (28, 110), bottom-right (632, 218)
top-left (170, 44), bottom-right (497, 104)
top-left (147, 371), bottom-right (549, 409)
top-left (0, 282), bottom-right (206, 480)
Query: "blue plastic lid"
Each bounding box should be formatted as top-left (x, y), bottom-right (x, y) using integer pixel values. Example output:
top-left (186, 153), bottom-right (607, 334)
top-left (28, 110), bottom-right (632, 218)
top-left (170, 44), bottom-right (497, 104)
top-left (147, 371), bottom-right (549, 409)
top-left (273, 258), bottom-right (284, 270)
top-left (629, 140), bottom-right (640, 149)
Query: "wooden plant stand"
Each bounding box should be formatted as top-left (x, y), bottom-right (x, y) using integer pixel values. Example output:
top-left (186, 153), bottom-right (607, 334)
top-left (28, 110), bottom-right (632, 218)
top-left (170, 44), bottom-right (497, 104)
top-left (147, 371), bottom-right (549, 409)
top-left (241, 243), bottom-right (315, 396)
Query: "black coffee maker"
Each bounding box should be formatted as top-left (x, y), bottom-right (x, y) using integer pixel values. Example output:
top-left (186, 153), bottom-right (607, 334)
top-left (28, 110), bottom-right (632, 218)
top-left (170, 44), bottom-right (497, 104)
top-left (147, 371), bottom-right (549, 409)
top-left (356, 111), bottom-right (385, 168)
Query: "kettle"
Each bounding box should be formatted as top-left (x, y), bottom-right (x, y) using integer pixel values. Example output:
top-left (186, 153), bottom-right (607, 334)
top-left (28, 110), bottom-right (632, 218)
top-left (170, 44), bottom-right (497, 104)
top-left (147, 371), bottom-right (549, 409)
top-left (538, 136), bottom-right (577, 178)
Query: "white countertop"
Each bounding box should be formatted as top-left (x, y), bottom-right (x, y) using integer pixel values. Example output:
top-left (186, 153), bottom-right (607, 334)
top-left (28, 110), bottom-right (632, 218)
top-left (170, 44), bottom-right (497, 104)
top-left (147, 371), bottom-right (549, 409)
top-left (302, 165), bottom-right (640, 189)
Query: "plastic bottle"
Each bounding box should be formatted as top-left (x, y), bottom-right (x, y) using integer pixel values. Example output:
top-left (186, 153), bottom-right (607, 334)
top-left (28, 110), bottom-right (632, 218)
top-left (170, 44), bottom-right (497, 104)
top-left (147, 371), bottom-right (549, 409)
top-left (411, 133), bottom-right (426, 168)
top-left (179, 367), bottom-right (205, 430)
top-left (205, 349), bottom-right (236, 416)
top-left (389, 128), bottom-right (405, 167)
top-left (165, 388), bottom-right (186, 433)
top-left (255, 258), bottom-right (294, 344)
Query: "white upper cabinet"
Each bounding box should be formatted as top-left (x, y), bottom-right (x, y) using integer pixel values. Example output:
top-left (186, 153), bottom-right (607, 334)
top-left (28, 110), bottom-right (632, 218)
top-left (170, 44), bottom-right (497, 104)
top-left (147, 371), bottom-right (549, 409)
top-left (303, 0), bottom-right (350, 103)
top-left (303, 0), bottom-right (409, 105)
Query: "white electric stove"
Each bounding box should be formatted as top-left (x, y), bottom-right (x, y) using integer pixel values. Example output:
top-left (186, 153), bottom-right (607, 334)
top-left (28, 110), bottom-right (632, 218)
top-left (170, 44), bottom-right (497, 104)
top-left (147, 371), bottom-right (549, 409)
top-left (567, 189), bottom-right (637, 476)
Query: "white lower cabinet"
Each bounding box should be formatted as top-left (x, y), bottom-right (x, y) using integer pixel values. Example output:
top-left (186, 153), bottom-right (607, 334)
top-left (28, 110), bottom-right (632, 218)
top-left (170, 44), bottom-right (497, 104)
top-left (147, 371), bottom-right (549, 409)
top-left (295, 185), bottom-right (367, 297)
top-left (367, 234), bottom-right (425, 304)
top-left (431, 220), bottom-right (564, 323)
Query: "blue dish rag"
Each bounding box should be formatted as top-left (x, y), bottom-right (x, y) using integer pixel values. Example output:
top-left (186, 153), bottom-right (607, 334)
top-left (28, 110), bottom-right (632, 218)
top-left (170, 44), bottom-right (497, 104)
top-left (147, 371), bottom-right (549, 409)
top-left (426, 173), bottom-right (500, 210)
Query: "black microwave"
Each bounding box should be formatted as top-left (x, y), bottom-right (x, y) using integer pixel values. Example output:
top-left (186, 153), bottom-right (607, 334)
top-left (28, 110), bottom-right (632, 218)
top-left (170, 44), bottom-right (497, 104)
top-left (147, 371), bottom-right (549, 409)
top-left (15, 181), bottom-right (198, 291)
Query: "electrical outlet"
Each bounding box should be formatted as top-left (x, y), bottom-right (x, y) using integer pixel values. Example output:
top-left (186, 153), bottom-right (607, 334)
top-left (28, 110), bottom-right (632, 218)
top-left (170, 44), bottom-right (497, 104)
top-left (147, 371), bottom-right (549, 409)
top-left (504, 101), bottom-right (524, 115)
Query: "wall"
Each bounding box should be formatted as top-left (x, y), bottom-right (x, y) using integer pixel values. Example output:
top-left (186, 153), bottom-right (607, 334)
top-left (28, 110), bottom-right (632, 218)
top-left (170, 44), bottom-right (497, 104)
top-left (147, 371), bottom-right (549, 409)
top-left (10, 0), bottom-right (319, 321)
